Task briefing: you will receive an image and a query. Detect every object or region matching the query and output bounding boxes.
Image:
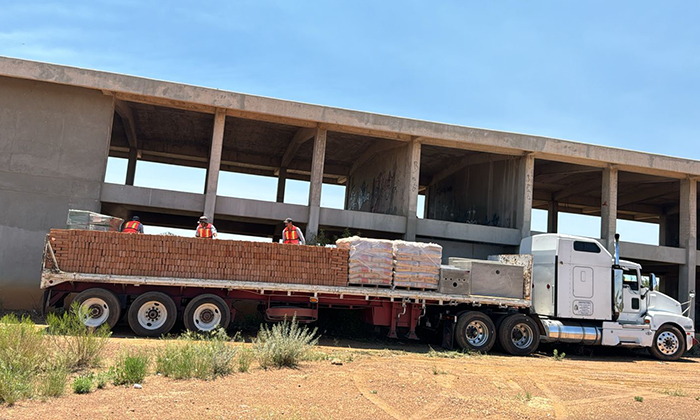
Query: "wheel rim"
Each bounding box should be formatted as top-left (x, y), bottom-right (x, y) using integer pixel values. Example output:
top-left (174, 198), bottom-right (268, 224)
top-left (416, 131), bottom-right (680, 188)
top-left (193, 303), bottom-right (222, 331)
top-left (80, 297), bottom-right (109, 328)
top-left (136, 301), bottom-right (168, 330)
top-left (656, 331), bottom-right (679, 355)
top-left (465, 320), bottom-right (489, 347)
top-left (511, 322), bottom-right (534, 349)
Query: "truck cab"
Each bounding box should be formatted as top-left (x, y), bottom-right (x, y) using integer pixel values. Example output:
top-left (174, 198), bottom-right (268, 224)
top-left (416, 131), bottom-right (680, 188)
top-left (521, 233), bottom-right (695, 360)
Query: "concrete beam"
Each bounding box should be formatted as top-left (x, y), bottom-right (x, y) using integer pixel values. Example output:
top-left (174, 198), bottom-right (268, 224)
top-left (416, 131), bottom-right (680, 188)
top-left (517, 154), bottom-right (535, 239)
top-left (203, 109), bottom-right (226, 220)
top-left (553, 178), bottom-right (600, 201)
top-left (279, 127), bottom-right (317, 172)
top-left (306, 128), bottom-right (327, 241)
top-left (404, 140), bottom-right (421, 240)
top-left (618, 183), bottom-right (676, 207)
top-left (547, 201), bottom-right (558, 233)
top-left (535, 162), bottom-right (601, 177)
top-left (114, 99), bottom-right (139, 149)
top-left (601, 166), bottom-right (618, 253)
top-left (429, 153), bottom-right (514, 186)
top-left (319, 208), bottom-right (407, 234)
top-left (349, 141), bottom-right (404, 176)
top-left (679, 178), bottom-right (697, 321)
top-left (101, 183), bottom-right (205, 212)
top-left (416, 219), bottom-right (521, 246)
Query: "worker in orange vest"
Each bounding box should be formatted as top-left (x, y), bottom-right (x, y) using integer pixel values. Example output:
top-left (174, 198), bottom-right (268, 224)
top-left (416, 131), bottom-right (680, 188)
top-left (196, 215), bottom-right (218, 239)
top-left (282, 218), bottom-right (305, 245)
top-left (121, 216), bottom-right (144, 234)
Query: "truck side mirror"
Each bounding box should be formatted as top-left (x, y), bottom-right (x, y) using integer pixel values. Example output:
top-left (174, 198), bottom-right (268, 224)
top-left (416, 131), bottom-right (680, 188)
top-left (613, 268), bottom-right (624, 317)
top-left (650, 273), bottom-right (658, 292)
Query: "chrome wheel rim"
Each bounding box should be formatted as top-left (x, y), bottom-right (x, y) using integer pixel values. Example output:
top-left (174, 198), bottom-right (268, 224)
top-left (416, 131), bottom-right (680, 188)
top-left (193, 303), bottom-right (221, 331)
top-left (465, 320), bottom-right (489, 347)
top-left (511, 323), bottom-right (534, 349)
top-left (657, 331), bottom-right (679, 355)
top-left (136, 300), bottom-right (167, 330)
top-left (81, 297), bottom-right (109, 328)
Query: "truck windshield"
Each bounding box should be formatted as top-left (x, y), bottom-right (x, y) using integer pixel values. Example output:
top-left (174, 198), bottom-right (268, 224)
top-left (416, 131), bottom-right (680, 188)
top-left (622, 269), bottom-right (639, 291)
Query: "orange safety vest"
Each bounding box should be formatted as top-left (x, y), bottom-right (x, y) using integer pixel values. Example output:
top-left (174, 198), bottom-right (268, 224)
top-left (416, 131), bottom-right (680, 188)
top-left (197, 223), bottom-right (213, 238)
top-left (122, 221), bottom-right (141, 234)
top-left (283, 225), bottom-right (300, 244)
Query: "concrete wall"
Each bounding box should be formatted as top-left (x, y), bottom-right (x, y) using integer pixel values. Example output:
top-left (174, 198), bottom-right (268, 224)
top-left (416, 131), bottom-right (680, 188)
top-left (416, 236), bottom-right (516, 264)
top-left (0, 77), bottom-right (113, 309)
top-left (346, 144), bottom-right (411, 216)
top-left (426, 158), bottom-right (520, 228)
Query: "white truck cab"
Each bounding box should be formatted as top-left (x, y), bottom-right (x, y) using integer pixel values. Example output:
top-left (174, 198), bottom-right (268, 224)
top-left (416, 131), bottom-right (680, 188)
top-left (521, 233), bottom-right (695, 360)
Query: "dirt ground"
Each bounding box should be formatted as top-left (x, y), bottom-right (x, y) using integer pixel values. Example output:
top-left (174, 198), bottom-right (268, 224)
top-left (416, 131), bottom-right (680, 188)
top-left (1, 337), bottom-right (699, 420)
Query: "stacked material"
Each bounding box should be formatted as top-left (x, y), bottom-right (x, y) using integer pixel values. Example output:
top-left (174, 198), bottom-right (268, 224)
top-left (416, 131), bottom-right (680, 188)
top-left (392, 241), bottom-right (442, 290)
top-left (336, 237), bottom-right (393, 286)
top-left (66, 209), bottom-right (123, 232)
top-left (47, 229), bottom-right (348, 286)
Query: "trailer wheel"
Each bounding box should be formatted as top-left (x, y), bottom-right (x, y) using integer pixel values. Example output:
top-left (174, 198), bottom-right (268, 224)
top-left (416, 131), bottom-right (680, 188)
top-left (649, 325), bottom-right (685, 361)
top-left (74, 288), bottom-right (121, 329)
top-left (127, 292), bottom-right (177, 337)
top-left (454, 311), bottom-right (497, 353)
top-left (498, 314), bottom-right (540, 356)
top-left (183, 294), bottom-right (231, 333)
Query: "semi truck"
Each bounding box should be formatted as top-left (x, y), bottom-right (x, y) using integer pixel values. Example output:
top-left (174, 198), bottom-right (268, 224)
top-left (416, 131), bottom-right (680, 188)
top-left (40, 232), bottom-right (696, 360)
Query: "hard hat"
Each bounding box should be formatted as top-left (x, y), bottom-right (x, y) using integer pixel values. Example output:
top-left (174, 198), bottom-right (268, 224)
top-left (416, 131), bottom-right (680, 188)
top-left (284, 218), bottom-right (293, 224)
top-left (199, 215), bottom-right (208, 223)
top-left (132, 216), bottom-right (140, 221)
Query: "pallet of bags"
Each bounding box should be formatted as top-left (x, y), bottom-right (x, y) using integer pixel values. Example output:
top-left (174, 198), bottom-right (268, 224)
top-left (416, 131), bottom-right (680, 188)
top-left (392, 240), bottom-right (442, 290)
top-left (336, 236), bottom-right (393, 286)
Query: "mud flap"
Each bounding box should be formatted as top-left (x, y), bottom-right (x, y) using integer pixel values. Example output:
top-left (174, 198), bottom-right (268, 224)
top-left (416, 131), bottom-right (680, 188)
top-left (442, 315), bottom-right (457, 350)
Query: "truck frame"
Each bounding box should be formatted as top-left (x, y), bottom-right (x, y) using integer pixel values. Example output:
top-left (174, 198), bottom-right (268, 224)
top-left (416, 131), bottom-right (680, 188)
top-left (40, 232), bottom-right (696, 360)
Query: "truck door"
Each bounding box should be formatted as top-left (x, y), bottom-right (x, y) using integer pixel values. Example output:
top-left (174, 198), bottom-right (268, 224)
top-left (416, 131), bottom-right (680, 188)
top-left (617, 268), bottom-right (645, 323)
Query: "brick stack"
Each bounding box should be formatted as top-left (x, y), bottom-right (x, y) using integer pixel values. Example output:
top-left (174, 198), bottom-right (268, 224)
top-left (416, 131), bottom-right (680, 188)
top-left (47, 229), bottom-right (349, 287)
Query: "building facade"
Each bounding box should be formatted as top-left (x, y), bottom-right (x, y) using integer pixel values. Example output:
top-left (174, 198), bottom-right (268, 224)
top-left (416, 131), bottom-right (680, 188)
top-left (0, 56), bottom-right (697, 320)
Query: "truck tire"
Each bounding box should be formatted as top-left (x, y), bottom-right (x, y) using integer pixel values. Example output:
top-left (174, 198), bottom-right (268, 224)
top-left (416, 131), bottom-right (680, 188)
top-left (498, 314), bottom-right (540, 356)
top-left (454, 311), bottom-right (497, 353)
top-left (183, 294), bottom-right (231, 333)
top-left (74, 288), bottom-right (121, 329)
top-left (127, 292), bottom-right (177, 337)
top-left (649, 325), bottom-right (686, 361)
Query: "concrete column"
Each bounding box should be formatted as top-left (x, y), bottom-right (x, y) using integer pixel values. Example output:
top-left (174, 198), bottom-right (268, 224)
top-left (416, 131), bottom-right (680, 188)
top-left (600, 165), bottom-right (618, 253)
top-left (516, 154), bottom-right (535, 239)
top-left (679, 178), bottom-right (697, 321)
top-left (658, 213), bottom-right (667, 246)
top-left (276, 167), bottom-right (287, 203)
top-left (547, 201), bottom-right (558, 233)
top-left (203, 109), bottom-right (226, 221)
top-left (306, 128), bottom-right (327, 242)
top-left (125, 147), bottom-right (137, 186)
top-left (404, 140), bottom-right (421, 241)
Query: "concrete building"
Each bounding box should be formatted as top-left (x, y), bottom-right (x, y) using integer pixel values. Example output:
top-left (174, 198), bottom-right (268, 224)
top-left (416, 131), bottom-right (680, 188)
top-left (1, 56), bottom-right (698, 320)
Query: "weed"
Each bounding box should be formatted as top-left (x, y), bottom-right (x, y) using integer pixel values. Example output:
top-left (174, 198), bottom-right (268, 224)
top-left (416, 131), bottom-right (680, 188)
top-left (156, 328), bottom-right (237, 380)
top-left (516, 391), bottom-right (533, 402)
top-left (113, 351), bottom-right (149, 385)
top-left (38, 362), bottom-right (68, 398)
top-left (254, 316), bottom-right (319, 369)
top-left (370, 390), bottom-right (377, 394)
top-left (0, 314), bottom-right (44, 405)
top-left (45, 303), bottom-right (111, 370)
top-left (238, 347), bottom-right (254, 373)
top-left (661, 386), bottom-right (687, 397)
top-left (431, 366), bottom-right (447, 375)
top-left (427, 346), bottom-right (479, 358)
top-left (695, 396), bottom-right (700, 401)
top-left (552, 349), bottom-right (566, 361)
top-left (95, 368), bottom-right (114, 389)
top-left (72, 374), bottom-right (93, 394)
top-left (634, 396), bottom-right (644, 402)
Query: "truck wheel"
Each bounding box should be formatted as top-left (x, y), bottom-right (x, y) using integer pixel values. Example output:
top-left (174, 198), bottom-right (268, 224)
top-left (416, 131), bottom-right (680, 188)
top-left (454, 311), bottom-right (497, 353)
top-left (649, 325), bottom-right (686, 361)
top-left (74, 288), bottom-right (121, 329)
top-left (183, 294), bottom-right (231, 333)
top-left (498, 314), bottom-right (540, 356)
top-left (127, 292), bottom-right (177, 337)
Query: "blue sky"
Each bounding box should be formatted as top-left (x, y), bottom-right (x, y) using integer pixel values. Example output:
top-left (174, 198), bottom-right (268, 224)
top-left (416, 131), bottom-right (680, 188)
top-left (3, 1), bottom-right (698, 243)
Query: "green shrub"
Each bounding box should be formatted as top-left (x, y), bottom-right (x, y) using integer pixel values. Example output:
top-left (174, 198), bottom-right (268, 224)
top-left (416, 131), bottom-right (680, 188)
top-left (253, 317), bottom-right (319, 369)
top-left (552, 349), bottom-right (566, 361)
top-left (45, 303), bottom-right (111, 370)
top-left (156, 328), bottom-right (237, 380)
top-left (634, 396), bottom-right (644, 402)
top-left (72, 374), bottom-right (93, 394)
top-left (0, 314), bottom-right (45, 405)
top-left (113, 351), bottom-right (149, 386)
top-left (95, 368), bottom-right (114, 389)
top-left (238, 347), bottom-right (254, 373)
top-left (38, 362), bottom-right (68, 398)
